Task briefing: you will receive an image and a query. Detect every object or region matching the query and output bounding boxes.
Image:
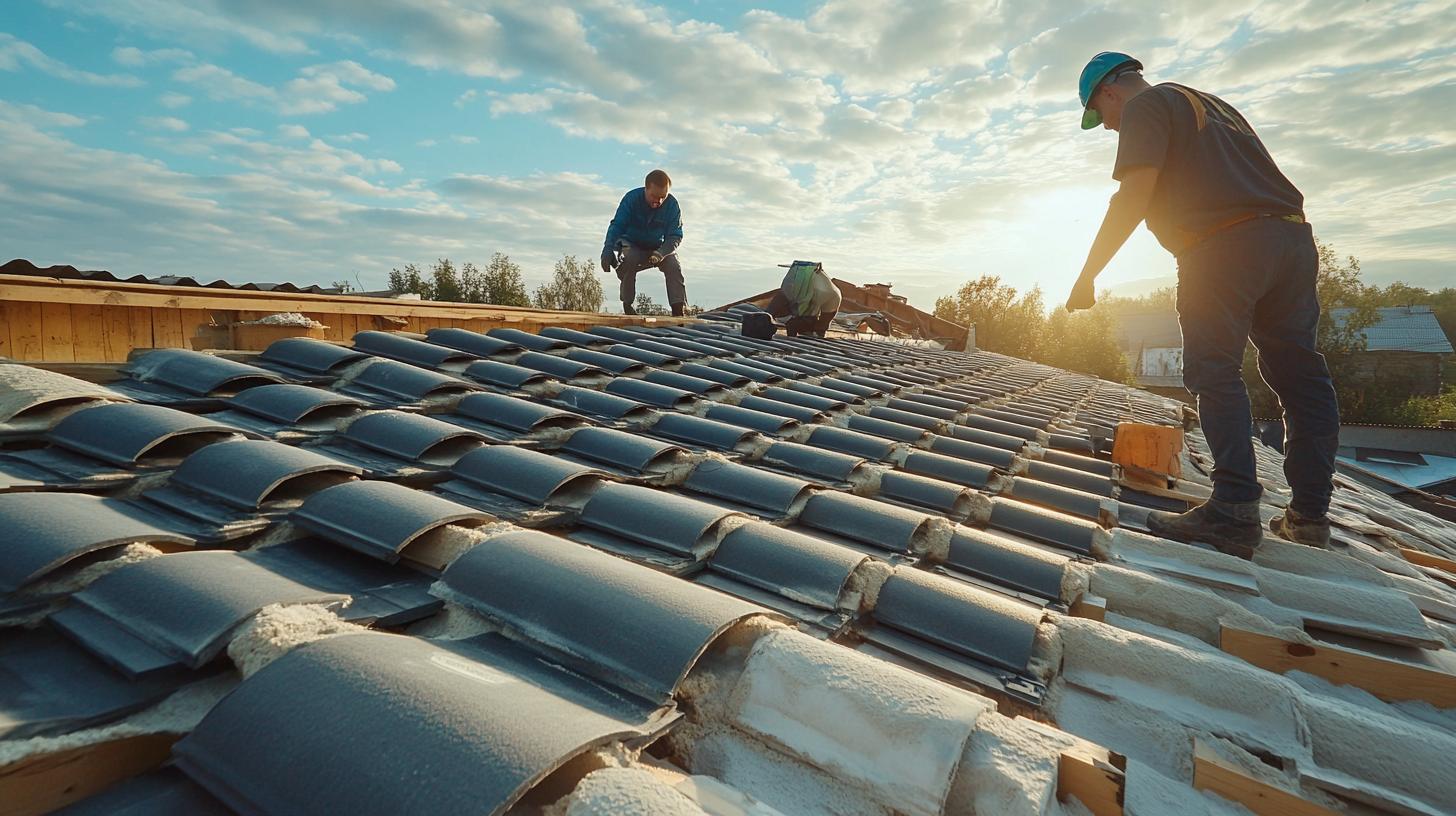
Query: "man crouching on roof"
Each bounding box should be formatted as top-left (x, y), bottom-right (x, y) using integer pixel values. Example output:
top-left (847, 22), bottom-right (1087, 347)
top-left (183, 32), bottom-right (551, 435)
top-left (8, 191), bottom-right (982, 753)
top-left (601, 169), bottom-right (686, 316)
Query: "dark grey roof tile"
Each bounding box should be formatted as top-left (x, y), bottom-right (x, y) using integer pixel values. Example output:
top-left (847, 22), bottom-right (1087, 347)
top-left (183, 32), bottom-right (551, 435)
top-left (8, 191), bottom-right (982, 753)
top-left (548, 385), bottom-right (657, 422)
top-left (806, 425), bottom-right (898, 461)
top-left (487, 327), bottom-right (576, 352)
top-left (540, 326), bottom-right (616, 348)
top-left (985, 496), bottom-right (1100, 555)
top-left (703, 520), bottom-right (867, 617)
top-left (947, 423), bottom-right (1026, 451)
top-left (798, 492), bottom-right (936, 556)
top-left (52, 403), bottom-right (247, 468)
top-left (573, 482), bottom-right (742, 564)
top-left (682, 459), bottom-right (813, 519)
top-left (514, 351), bottom-right (610, 383)
top-left (158, 439), bottom-right (359, 512)
top-left (885, 398), bottom-right (960, 421)
top-left (440, 445), bottom-right (605, 514)
top-left (446, 392), bottom-right (591, 440)
top-left (925, 434), bottom-right (1018, 469)
top-left (736, 395), bottom-right (825, 423)
top-left (870, 567), bottom-right (1042, 674)
top-left (846, 413), bottom-right (929, 443)
top-left (425, 327), bottom-right (526, 359)
top-left (676, 363), bottom-right (752, 388)
top-left (219, 383), bottom-right (366, 434)
top-left (865, 405), bottom-right (946, 432)
top-left (564, 347), bottom-right (649, 375)
top-left (605, 343), bottom-right (682, 368)
top-left (758, 440), bottom-right (865, 483)
top-left (900, 450), bottom-right (996, 489)
top-left (0, 627), bottom-right (187, 739)
top-left (255, 337), bottom-right (369, 382)
top-left (173, 631), bottom-right (673, 816)
top-left (646, 413), bottom-right (759, 453)
top-left (0, 493), bottom-right (194, 597)
top-left (941, 526), bottom-right (1069, 602)
top-left (336, 410), bottom-right (486, 466)
top-left (50, 551), bottom-right (349, 677)
top-left (1024, 459), bottom-right (1115, 496)
top-left (603, 377), bottom-right (699, 410)
top-left (1004, 477), bottom-right (1112, 524)
top-left (759, 386), bottom-right (846, 412)
top-left (438, 529), bottom-right (766, 700)
top-left (559, 427), bottom-right (690, 477)
top-left (642, 369), bottom-right (729, 397)
top-left (703, 403), bottom-right (800, 435)
top-left (116, 349), bottom-right (282, 402)
top-left (462, 359), bottom-right (553, 389)
top-left (706, 359), bottom-right (784, 384)
top-left (961, 413), bottom-right (1041, 441)
top-left (817, 377), bottom-right (885, 398)
top-left (336, 359), bottom-right (480, 406)
top-left (351, 331), bottom-right (478, 371)
top-left (874, 471), bottom-right (980, 521)
top-left (243, 539), bottom-right (441, 627)
top-left (292, 480), bottom-right (491, 562)
top-left (784, 381), bottom-right (866, 405)
top-left (1039, 449), bottom-right (1115, 477)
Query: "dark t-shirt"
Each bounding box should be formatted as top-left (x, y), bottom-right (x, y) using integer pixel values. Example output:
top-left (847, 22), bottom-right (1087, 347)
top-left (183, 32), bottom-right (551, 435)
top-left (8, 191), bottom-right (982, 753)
top-left (1113, 83), bottom-right (1303, 255)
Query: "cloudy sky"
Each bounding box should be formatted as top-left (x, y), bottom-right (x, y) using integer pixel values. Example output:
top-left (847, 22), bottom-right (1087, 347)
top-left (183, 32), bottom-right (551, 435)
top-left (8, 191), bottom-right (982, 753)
top-left (2, 1), bottom-right (1452, 311)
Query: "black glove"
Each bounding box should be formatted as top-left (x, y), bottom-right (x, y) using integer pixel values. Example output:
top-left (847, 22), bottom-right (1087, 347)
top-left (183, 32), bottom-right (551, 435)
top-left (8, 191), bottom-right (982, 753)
top-left (601, 250), bottom-right (616, 274)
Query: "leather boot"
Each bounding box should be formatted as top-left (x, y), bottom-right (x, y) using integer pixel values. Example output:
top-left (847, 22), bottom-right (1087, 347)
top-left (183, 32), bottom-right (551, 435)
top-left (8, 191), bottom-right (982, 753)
top-left (1147, 498), bottom-right (1264, 560)
top-left (671, 302), bottom-right (685, 317)
top-left (1269, 508), bottom-right (1331, 548)
top-left (622, 302), bottom-right (637, 316)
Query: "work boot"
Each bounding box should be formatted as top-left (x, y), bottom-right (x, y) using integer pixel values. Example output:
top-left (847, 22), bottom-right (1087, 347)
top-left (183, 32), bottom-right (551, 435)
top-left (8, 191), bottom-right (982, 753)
top-left (622, 302), bottom-right (637, 316)
top-left (1269, 509), bottom-right (1331, 548)
top-left (1147, 498), bottom-right (1264, 560)
top-left (670, 302), bottom-right (685, 317)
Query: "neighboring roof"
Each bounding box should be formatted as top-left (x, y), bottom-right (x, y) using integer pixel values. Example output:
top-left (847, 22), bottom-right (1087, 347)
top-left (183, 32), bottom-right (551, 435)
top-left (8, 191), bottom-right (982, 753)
top-left (1114, 311), bottom-right (1182, 350)
top-left (1, 258), bottom-right (345, 295)
top-left (1338, 448), bottom-right (1456, 492)
top-left (1331, 305), bottom-right (1455, 353)
top-left (4, 309), bottom-right (1456, 815)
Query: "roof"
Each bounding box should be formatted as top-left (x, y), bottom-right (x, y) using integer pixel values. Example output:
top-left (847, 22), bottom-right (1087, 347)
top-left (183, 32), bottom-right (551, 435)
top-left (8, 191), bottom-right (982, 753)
top-left (714, 278), bottom-right (969, 346)
top-left (4, 312), bottom-right (1456, 815)
top-left (1331, 305), bottom-right (1455, 353)
top-left (1338, 448), bottom-right (1456, 493)
top-left (1, 257), bottom-right (345, 295)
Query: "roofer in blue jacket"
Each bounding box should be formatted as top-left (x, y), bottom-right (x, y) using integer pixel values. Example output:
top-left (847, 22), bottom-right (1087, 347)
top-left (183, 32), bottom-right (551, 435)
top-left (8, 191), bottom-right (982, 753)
top-left (601, 169), bottom-right (686, 316)
top-left (1065, 52), bottom-right (1339, 557)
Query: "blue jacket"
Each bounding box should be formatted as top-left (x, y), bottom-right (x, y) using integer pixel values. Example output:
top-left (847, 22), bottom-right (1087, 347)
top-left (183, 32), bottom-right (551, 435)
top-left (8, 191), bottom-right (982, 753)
top-left (603, 187), bottom-right (683, 254)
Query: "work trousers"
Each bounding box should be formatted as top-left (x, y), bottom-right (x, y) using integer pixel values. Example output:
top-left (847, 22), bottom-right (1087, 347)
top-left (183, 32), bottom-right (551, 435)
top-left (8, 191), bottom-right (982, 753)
top-left (765, 291), bottom-right (836, 337)
top-left (617, 245), bottom-right (686, 307)
top-left (1176, 218), bottom-right (1340, 517)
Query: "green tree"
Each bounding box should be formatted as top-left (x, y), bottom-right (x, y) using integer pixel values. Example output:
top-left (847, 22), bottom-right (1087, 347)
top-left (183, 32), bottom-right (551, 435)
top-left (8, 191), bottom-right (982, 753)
top-left (388, 263), bottom-right (434, 299)
top-left (633, 293), bottom-right (671, 315)
top-left (461, 253), bottom-right (531, 307)
top-left (933, 275), bottom-right (1046, 360)
top-left (1042, 307), bottom-right (1132, 383)
top-left (533, 254), bottom-right (604, 312)
top-left (431, 258), bottom-right (463, 303)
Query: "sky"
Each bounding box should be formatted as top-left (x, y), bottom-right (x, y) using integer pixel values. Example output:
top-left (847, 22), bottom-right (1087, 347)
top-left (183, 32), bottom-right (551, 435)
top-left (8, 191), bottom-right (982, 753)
top-left (1, 0), bottom-right (1453, 313)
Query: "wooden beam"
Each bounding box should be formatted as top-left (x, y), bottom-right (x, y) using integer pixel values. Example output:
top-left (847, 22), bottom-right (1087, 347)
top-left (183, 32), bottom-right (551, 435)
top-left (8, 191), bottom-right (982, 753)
top-left (1219, 625), bottom-right (1456, 707)
top-left (0, 733), bottom-right (178, 816)
top-left (0, 274), bottom-right (689, 326)
top-left (1057, 753), bottom-right (1124, 816)
top-left (1399, 548), bottom-right (1456, 575)
top-left (1192, 738), bottom-right (1338, 816)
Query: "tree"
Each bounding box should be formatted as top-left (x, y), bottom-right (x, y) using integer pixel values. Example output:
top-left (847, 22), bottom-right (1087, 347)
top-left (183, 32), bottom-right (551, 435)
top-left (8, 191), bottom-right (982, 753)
top-left (533, 254), bottom-right (604, 312)
top-left (460, 253), bottom-right (531, 307)
top-left (1042, 308), bottom-right (1132, 383)
top-left (633, 293), bottom-right (670, 315)
top-left (388, 262), bottom-right (434, 300)
top-left (933, 275), bottom-right (1047, 361)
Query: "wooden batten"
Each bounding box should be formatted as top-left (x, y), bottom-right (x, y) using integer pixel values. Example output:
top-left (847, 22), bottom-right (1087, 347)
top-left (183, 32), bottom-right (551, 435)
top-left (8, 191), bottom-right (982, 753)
top-left (1191, 738), bottom-right (1339, 816)
top-left (0, 273), bottom-right (689, 363)
top-left (1219, 625), bottom-right (1456, 708)
top-left (1057, 752), bottom-right (1125, 816)
top-left (0, 733), bottom-right (179, 816)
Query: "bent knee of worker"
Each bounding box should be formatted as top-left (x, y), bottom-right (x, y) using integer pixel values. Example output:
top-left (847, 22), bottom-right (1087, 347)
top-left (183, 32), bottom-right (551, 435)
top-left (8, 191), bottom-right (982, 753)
top-left (658, 255), bottom-right (683, 276)
top-left (1182, 359), bottom-right (1247, 398)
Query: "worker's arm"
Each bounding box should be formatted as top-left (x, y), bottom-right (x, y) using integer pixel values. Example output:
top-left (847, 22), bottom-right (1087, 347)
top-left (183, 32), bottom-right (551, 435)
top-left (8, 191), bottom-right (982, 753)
top-left (602, 194), bottom-right (632, 271)
top-left (654, 198), bottom-right (685, 261)
top-left (1066, 165), bottom-right (1159, 310)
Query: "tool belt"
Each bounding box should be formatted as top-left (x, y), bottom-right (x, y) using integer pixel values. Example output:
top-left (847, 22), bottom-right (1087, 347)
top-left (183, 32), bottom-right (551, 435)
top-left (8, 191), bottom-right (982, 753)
top-left (1176, 212), bottom-right (1305, 258)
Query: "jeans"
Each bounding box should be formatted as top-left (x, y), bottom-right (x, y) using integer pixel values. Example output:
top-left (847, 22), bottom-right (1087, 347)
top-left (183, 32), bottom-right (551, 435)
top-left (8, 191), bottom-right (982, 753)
top-left (1176, 218), bottom-right (1339, 517)
top-left (616, 245), bottom-right (686, 307)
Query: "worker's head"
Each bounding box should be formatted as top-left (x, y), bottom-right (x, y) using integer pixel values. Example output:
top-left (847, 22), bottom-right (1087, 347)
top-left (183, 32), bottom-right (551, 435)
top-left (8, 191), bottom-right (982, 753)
top-left (644, 169), bottom-right (672, 208)
top-left (1079, 52), bottom-right (1146, 132)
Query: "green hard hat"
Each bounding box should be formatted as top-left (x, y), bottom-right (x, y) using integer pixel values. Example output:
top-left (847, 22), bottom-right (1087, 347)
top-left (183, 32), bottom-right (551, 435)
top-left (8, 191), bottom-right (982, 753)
top-left (1079, 51), bottom-right (1142, 130)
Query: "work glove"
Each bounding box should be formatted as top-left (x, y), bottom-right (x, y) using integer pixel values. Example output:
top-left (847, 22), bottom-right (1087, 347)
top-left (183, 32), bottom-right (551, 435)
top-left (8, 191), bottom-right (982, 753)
top-left (600, 250), bottom-right (617, 274)
top-left (1065, 274), bottom-right (1096, 312)
top-left (648, 251), bottom-right (664, 266)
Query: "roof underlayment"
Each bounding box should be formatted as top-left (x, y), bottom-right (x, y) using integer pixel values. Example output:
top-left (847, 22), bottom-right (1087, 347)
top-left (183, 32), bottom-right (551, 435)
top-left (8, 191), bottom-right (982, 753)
top-left (3, 305), bottom-right (1456, 815)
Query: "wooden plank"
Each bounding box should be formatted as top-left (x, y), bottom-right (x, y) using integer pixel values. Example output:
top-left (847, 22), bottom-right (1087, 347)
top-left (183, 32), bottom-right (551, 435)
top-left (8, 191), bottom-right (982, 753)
top-left (0, 732), bottom-right (179, 816)
top-left (0, 274), bottom-right (682, 326)
top-left (0, 302), bottom-right (9, 359)
top-left (126, 306), bottom-right (153, 353)
top-left (337, 313), bottom-right (358, 342)
top-left (1399, 548), bottom-right (1456, 575)
top-left (70, 303), bottom-right (108, 362)
top-left (1070, 594), bottom-right (1108, 622)
top-left (8, 302), bottom-right (46, 361)
top-left (39, 302), bottom-right (74, 362)
top-left (1057, 753), bottom-right (1124, 816)
top-left (1220, 625), bottom-right (1456, 707)
top-left (1192, 738), bottom-right (1338, 816)
top-left (100, 305), bottom-right (132, 362)
top-left (151, 306), bottom-right (184, 350)
top-left (1111, 423), bottom-right (1184, 479)
top-left (177, 308), bottom-right (211, 348)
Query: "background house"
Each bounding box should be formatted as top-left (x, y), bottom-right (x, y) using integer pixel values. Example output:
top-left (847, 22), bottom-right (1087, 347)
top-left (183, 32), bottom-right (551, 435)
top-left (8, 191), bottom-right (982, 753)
top-left (1330, 305), bottom-right (1454, 393)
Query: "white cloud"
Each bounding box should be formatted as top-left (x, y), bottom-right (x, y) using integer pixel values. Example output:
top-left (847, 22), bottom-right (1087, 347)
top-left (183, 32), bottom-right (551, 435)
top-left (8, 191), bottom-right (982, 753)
top-left (451, 134), bottom-right (479, 144)
top-left (0, 33), bottom-right (142, 86)
top-left (139, 115), bottom-right (189, 131)
top-left (171, 59), bottom-right (394, 115)
top-left (278, 124), bottom-right (311, 140)
top-left (112, 45), bottom-right (193, 66)
top-left (416, 138), bottom-right (438, 147)
top-left (158, 91), bottom-right (192, 108)
top-left (332, 132), bottom-right (369, 142)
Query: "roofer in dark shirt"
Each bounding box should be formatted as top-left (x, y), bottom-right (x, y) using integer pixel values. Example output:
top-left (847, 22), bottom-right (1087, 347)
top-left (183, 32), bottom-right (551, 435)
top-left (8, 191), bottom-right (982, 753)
top-left (1065, 52), bottom-right (1339, 558)
top-left (601, 169), bottom-right (686, 316)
